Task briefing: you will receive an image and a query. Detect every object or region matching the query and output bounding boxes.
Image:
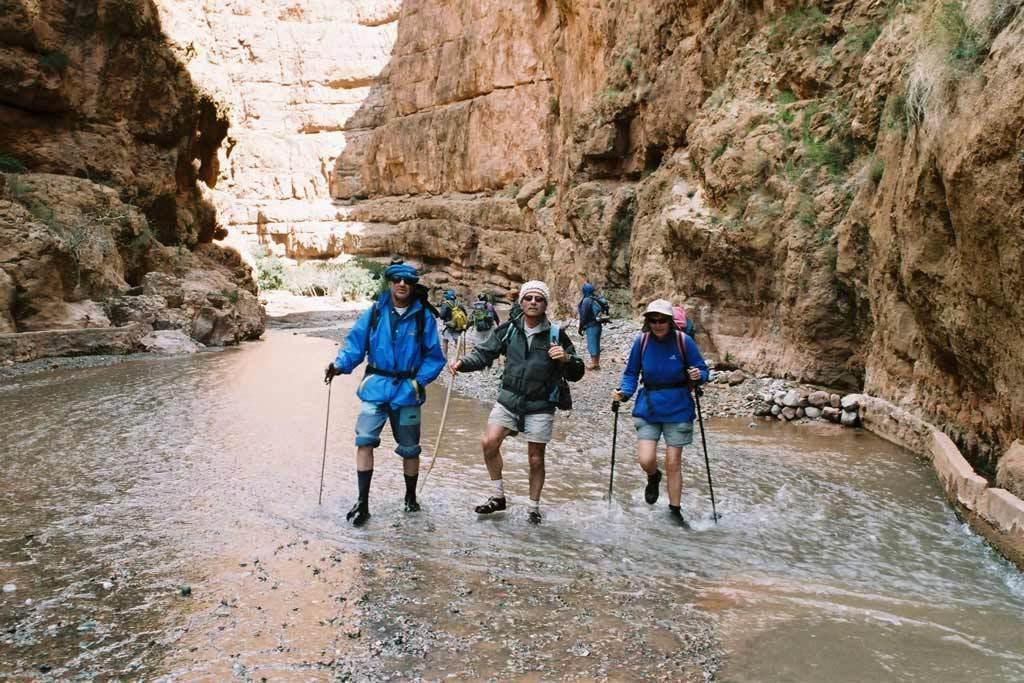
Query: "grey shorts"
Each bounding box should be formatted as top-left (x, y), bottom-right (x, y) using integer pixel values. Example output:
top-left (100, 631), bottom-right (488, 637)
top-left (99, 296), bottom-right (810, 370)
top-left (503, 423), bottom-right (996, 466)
top-left (488, 402), bottom-right (554, 444)
top-left (633, 417), bottom-right (694, 447)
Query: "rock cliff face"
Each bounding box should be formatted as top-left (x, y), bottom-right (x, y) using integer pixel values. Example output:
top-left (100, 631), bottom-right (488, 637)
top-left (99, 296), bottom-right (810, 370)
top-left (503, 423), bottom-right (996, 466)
top-left (0, 0), bottom-right (263, 349)
top-left (151, 0), bottom-right (402, 259)
top-left (331, 0), bottom-right (1023, 472)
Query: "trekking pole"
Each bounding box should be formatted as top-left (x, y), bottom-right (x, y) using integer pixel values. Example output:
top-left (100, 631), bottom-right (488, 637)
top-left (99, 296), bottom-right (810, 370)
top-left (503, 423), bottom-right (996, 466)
top-left (692, 386), bottom-right (719, 523)
top-left (608, 400), bottom-right (620, 502)
top-left (419, 332), bottom-right (466, 493)
top-left (318, 381), bottom-right (332, 505)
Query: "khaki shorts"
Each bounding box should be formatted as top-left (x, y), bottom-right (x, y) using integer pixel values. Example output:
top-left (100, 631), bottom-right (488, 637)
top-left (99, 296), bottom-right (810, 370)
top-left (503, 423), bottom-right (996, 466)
top-left (488, 402), bottom-right (554, 444)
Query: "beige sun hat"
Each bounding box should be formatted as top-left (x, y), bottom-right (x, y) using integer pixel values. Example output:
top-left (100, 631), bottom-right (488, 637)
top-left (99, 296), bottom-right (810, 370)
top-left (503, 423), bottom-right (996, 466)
top-left (642, 299), bottom-right (674, 318)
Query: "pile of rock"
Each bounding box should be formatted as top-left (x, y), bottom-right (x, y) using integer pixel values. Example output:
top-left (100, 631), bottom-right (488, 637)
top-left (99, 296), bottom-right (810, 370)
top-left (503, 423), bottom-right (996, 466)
top-left (753, 389), bottom-right (863, 427)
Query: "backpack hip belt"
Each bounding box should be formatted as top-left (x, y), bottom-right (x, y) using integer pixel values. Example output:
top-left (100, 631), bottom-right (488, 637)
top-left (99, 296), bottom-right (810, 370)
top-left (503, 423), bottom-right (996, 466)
top-left (366, 365), bottom-right (417, 381)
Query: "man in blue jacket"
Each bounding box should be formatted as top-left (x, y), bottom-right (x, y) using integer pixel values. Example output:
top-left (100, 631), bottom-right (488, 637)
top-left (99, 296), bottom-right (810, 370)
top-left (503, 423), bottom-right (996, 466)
top-left (577, 282), bottom-right (605, 370)
top-left (324, 262), bottom-right (445, 526)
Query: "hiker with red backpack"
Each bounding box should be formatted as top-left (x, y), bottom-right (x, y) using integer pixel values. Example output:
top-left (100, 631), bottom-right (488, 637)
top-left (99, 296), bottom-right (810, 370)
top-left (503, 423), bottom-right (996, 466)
top-left (612, 299), bottom-right (709, 528)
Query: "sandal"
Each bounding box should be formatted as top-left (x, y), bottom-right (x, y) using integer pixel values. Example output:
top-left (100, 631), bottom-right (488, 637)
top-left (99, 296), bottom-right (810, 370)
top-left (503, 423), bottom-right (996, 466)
top-left (474, 496), bottom-right (507, 514)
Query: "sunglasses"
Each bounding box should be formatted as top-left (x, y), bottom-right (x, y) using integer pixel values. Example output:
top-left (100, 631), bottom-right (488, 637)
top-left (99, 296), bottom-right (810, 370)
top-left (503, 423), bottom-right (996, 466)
top-left (388, 276), bottom-right (416, 285)
top-left (521, 295), bottom-right (547, 303)
top-left (647, 316), bottom-right (671, 324)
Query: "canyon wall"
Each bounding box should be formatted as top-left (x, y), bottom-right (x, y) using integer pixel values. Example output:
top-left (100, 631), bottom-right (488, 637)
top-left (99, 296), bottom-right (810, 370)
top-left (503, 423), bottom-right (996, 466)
top-left (331, 0), bottom-right (1024, 472)
top-left (0, 0), bottom-right (263, 347)
top-left (151, 0), bottom-right (402, 260)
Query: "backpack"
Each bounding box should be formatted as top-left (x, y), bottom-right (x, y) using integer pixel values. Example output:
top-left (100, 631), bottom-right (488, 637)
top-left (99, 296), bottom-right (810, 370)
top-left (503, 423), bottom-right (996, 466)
top-left (549, 324), bottom-right (573, 411)
top-left (672, 305), bottom-right (695, 336)
top-left (595, 295), bottom-right (611, 316)
top-left (442, 301), bottom-right (468, 332)
top-left (472, 301), bottom-right (495, 332)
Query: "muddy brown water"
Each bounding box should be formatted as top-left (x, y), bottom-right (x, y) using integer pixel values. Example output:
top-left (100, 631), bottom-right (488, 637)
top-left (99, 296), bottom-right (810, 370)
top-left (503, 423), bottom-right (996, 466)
top-left (2, 330), bottom-right (1024, 680)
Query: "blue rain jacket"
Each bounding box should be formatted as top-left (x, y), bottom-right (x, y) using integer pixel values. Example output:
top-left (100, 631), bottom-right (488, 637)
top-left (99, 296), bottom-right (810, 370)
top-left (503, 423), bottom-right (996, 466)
top-left (332, 293), bottom-right (445, 408)
top-left (618, 331), bottom-right (709, 423)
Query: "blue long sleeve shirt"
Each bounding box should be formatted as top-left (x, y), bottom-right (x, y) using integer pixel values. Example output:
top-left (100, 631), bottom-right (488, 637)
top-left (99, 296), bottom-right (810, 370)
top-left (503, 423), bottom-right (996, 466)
top-left (618, 332), bottom-right (709, 423)
top-left (332, 294), bottom-right (445, 408)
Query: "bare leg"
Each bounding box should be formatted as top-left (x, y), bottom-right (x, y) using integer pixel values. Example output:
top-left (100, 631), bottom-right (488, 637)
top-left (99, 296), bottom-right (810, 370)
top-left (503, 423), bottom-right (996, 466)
top-left (481, 422), bottom-right (511, 482)
top-left (527, 443), bottom-right (546, 502)
top-left (636, 439), bottom-right (658, 475)
top-left (665, 446), bottom-right (683, 507)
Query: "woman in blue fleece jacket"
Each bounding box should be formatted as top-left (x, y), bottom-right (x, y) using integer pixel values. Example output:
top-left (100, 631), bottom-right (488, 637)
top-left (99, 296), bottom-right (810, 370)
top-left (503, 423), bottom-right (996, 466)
top-left (614, 299), bottom-right (709, 528)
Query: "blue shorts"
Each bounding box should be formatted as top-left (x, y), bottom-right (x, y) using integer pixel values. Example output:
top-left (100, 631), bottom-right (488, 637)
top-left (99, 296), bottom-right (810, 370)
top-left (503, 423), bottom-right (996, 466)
top-left (633, 417), bottom-right (694, 447)
top-left (354, 402), bottom-right (422, 458)
top-left (585, 325), bottom-right (602, 357)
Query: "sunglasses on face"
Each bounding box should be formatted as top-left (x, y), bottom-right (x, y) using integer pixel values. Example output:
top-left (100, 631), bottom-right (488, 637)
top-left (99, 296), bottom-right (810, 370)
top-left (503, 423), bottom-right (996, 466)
top-left (647, 316), bottom-right (671, 324)
top-left (521, 295), bottom-right (547, 303)
top-left (389, 276), bottom-right (416, 285)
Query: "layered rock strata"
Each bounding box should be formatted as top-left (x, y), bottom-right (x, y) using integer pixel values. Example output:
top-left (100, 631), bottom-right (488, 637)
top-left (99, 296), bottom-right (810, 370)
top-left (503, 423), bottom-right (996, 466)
top-left (331, 0), bottom-right (1023, 477)
top-left (151, 0), bottom-right (403, 259)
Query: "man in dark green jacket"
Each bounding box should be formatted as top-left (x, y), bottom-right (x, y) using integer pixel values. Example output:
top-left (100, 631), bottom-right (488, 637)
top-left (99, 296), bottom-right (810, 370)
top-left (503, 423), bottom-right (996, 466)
top-left (448, 280), bottom-right (585, 525)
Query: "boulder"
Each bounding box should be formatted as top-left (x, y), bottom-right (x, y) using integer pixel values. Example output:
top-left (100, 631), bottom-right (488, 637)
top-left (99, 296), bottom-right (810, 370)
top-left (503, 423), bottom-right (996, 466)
top-left (822, 406), bottom-right (841, 422)
top-left (795, 407), bottom-right (805, 419)
top-left (841, 410), bottom-right (859, 427)
top-left (140, 329), bottom-right (203, 354)
top-left (805, 406), bottom-right (822, 419)
top-left (781, 406), bottom-right (797, 421)
top-left (105, 295), bottom-right (168, 326)
top-left (830, 394), bottom-right (841, 408)
top-left (142, 272), bottom-right (185, 308)
top-left (808, 391), bottom-right (830, 408)
top-left (770, 404), bottom-right (782, 416)
top-left (753, 402), bottom-right (774, 417)
top-left (515, 178), bottom-right (547, 208)
top-left (728, 370), bottom-right (746, 385)
top-left (782, 390), bottom-right (802, 408)
top-left (841, 394), bottom-right (863, 411)
top-left (773, 390), bottom-right (786, 406)
top-left (996, 441), bottom-right (1024, 501)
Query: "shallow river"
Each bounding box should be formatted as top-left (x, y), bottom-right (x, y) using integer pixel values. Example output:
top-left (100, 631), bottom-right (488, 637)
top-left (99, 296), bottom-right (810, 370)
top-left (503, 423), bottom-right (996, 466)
top-left (2, 330), bottom-right (1023, 680)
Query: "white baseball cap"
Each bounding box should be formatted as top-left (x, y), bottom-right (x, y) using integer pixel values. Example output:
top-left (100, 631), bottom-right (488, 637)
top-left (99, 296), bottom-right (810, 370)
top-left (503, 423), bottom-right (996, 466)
top-left (642, 299), bottom-right (674, 318)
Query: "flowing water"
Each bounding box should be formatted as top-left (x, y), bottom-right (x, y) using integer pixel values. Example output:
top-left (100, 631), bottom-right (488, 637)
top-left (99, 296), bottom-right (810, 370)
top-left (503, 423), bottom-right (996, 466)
top-left (2, 330), bottom-right (1023, 680)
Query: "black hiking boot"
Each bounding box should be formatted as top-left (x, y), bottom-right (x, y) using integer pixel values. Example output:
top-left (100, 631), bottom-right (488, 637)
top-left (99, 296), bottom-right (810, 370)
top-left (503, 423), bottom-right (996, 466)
top-left (644, 470), bottom-right (662, 505)
top-left (527, 509), bottom-right (542, 525)
top-left (346, 500), bottom-right (370, 527)
top-left (668, 505), bottom-right (691, 530)
top-left (404, 496), bottom-right (421, 513)
top-left (474, 496), bottom-right (507, 514)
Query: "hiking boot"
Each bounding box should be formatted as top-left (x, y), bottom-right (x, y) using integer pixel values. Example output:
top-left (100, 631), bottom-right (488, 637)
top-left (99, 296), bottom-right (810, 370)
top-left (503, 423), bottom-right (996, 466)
top-left (668, 505), bottom-right (691, 530)
top-left (527, 509), bottom-right (542, 525)
top-left (644, 470), bottom-right (662, 505)
top-left (346, 501), bottom-right (370, 527)
top-left (474, 496), bottom-right (507, 514)
top-left (404, 497), bottom-right (421, 513)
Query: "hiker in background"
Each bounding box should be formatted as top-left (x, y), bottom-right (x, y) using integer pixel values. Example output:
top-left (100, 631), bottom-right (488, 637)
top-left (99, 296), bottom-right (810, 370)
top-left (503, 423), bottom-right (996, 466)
top-left (449, 280), bottom-right (585, 525)
top-left (467, 293), bottom-right (500, 349)
top-left (437, 289), bottom-right (468, 358)
top-left (612, 298), bottom-right (708, 528)
top-left (324, 261), bottom-right (446, 526)
top-left (577, 282), bottom-right (609, 371)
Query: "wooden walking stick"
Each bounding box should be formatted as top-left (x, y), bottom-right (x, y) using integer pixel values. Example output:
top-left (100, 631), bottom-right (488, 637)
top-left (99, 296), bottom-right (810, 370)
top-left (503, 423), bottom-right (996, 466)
top-left (419, 332), bottom-right (466, 493)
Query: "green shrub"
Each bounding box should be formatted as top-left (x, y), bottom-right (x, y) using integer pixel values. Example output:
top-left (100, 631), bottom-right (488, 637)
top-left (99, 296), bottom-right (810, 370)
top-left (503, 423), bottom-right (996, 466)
top-left (254, 253), bottom-right (286, 291)
top-left (0, 154), bottom-right (27, 173)
top-left (537, 184), bottom-right (556, 209)
top-left (847, 23), bottom-right (883, 53)
top-left (769, 7), bottom-right (827, 47)
top-left (548, 96), bottom-right (560, 117)
top-left (869, 157), bottom-right (885, 184)
top-left (711, 141), bottom-right (728, 161)
top-left (936, 0), bottom-right (986, 68)
top-left (38, 51), bottom-right (70, 73)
